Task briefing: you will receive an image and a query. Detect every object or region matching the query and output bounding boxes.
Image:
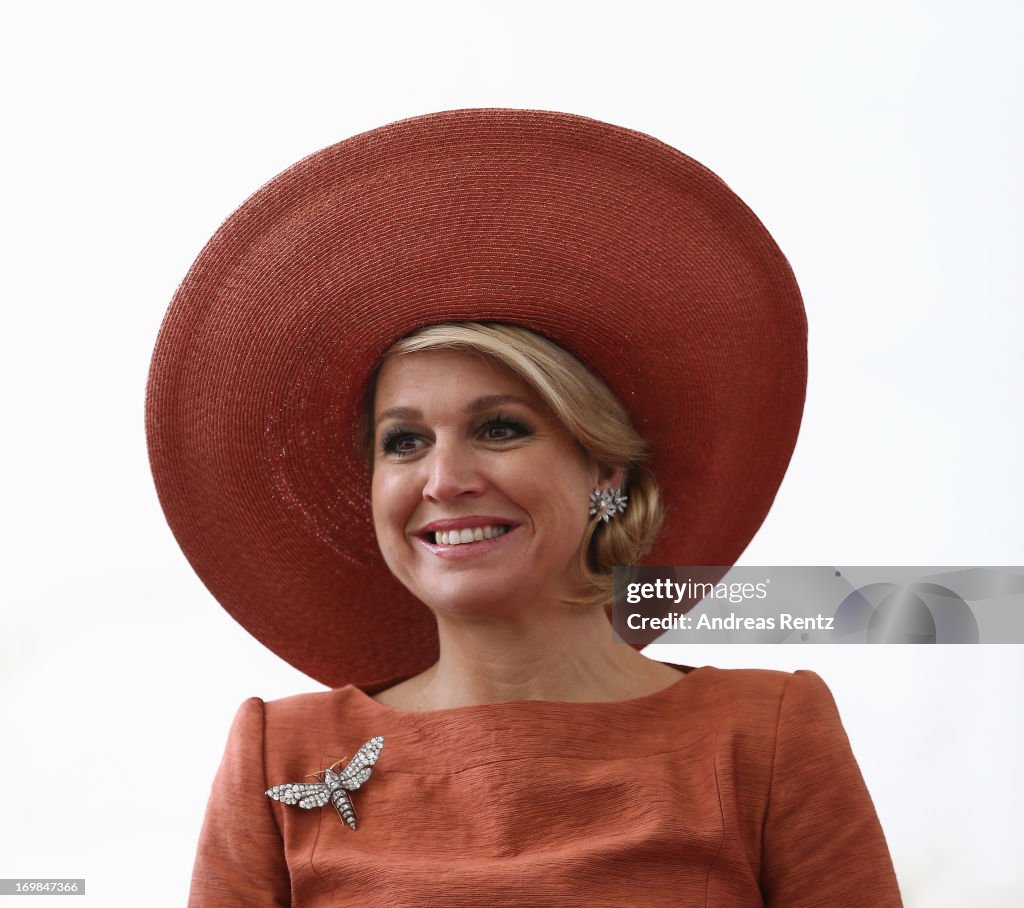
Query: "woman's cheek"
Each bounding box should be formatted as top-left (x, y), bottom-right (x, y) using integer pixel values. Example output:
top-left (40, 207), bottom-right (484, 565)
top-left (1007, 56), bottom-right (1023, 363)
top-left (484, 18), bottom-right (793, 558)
top-left (373, 470), bottom-right (418, 549)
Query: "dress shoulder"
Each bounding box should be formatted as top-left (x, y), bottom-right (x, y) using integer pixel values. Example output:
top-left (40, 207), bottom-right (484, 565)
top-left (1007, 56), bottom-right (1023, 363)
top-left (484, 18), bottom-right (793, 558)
top-left (261, 687), bottom-right (344, 724)
top-left (189, 698), bottom-right (290, 907)
top-left (758, 670), bottom-right (903, 906)
top-left (680, 665), bottom-right (804, 732)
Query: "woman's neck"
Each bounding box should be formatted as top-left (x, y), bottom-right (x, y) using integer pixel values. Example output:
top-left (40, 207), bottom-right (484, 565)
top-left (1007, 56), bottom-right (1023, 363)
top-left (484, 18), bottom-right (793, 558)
top-left (372, 605), bottom-right (683, 710)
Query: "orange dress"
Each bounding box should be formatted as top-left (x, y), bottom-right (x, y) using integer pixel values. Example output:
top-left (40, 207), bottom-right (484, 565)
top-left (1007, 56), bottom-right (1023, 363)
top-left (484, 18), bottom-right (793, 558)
top-left (189, 667), bottom-right (902, 906)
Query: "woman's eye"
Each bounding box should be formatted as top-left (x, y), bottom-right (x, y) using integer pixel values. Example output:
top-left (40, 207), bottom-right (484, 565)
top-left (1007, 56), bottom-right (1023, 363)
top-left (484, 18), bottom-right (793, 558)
top-left (380, 430), bottom-right (424, 457)
top-left (479, 417), bottom-right (531, 442)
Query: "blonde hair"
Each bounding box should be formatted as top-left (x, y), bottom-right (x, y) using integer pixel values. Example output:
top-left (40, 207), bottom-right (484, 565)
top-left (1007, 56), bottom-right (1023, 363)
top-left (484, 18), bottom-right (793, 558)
top-left (360, 322), bottom-right (664, 607)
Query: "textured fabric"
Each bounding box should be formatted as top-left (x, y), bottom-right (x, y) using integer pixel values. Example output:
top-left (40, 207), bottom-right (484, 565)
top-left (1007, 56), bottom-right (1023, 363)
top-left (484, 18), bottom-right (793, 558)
top-left (189, 667), bottom-right (902, 907)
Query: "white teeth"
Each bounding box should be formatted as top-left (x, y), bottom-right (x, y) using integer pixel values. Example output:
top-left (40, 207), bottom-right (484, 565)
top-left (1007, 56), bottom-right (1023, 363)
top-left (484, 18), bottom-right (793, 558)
top-left (433, 525), bottom-right (508, 545)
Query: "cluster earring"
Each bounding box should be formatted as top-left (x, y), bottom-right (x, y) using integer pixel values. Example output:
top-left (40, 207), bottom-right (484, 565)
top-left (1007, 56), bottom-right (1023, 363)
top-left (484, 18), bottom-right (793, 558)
top-left (589, 488), bottom-right (628, 522)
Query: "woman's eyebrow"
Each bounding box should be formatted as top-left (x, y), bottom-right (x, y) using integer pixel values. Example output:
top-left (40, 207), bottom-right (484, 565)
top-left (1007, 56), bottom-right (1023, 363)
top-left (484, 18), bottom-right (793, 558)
top-left (464, 394), bottom-right (531, 413)
top-left (377, 395), bottom-right (531, 426)
top-left (375, 406), bottom-right (421, 425)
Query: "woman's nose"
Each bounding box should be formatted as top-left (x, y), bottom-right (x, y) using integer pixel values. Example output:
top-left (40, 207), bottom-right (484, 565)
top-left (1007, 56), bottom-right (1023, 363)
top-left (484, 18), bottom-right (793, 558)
top-left (422, 440), bottom-right (486, 502)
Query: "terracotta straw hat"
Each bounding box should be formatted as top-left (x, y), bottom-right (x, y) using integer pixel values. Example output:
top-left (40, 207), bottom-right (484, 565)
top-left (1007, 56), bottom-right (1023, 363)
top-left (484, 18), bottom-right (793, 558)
top-left (145, 108), bottom-right (806, 689)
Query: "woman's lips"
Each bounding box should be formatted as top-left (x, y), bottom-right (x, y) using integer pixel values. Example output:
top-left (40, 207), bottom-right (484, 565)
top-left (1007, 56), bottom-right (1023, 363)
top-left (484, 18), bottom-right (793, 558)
top-left (413, 517), bottom-right (519, 559)
top-left (433, 524), bottom-right (509, 545)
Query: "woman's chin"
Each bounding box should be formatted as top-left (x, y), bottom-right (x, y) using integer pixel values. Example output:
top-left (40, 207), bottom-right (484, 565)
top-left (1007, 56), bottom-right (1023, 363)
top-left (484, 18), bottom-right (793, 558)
top-left (410, 578), bottom-right (560, 624)
top-left (416, 582), bottom-right (529, 620)
top-left (409, 575), bottom-right (589, 626)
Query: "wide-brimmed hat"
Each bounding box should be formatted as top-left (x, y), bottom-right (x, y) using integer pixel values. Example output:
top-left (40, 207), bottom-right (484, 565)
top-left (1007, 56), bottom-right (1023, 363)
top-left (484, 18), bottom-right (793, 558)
top-left (145, 108), bottom-right (806, 689)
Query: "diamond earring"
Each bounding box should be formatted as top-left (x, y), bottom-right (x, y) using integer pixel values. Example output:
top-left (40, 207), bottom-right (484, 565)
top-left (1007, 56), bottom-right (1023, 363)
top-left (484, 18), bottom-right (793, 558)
top-left (588, 488), bottom-right (628, 522)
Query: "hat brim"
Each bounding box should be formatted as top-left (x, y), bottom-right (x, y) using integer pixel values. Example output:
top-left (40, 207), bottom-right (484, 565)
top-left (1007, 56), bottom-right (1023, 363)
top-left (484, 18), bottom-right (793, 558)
top-left (145, 109), bottom-right (806, 688)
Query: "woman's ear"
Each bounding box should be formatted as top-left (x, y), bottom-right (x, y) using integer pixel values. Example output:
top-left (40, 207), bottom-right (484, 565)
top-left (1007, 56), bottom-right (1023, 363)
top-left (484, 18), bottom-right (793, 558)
top-left (594, 462), bottom-right (625, 490)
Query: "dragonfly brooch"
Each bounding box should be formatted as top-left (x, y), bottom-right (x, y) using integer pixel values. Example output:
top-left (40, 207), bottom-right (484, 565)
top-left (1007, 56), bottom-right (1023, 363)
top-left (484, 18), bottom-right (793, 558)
top-left (265, 736), bottom-right (384, 830)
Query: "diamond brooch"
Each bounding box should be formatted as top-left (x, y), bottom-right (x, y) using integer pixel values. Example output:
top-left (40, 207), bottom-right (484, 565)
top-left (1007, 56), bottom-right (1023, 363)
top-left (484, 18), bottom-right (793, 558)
top-left (265, 736), bottom-right (384, 830)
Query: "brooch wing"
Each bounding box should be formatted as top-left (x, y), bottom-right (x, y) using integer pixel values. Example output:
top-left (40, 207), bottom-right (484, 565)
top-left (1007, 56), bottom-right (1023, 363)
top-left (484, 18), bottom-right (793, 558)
top-left (265, 781), bottom-right (330, 809)
top-left (335, 736), bottom-right (384, 790)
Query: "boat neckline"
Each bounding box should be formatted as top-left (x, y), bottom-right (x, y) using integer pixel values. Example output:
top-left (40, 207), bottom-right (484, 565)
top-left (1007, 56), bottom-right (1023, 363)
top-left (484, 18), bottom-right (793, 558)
top-left (342, 662), bottom-right (702, 719)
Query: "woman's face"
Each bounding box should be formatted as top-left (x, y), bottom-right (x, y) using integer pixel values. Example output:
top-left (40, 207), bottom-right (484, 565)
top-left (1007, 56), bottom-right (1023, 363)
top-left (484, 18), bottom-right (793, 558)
top-left (370, 349), bottom-right (609, 617)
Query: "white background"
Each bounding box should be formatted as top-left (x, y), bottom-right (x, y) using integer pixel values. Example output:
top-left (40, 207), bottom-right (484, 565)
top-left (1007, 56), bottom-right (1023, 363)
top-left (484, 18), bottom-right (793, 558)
top-left (1, 1), bottom-right (1022, 905)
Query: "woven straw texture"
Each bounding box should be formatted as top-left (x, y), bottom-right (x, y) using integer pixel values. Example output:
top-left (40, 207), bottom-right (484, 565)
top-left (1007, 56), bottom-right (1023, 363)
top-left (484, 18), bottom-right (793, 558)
top-left (145, 109), bottom-right (806, 688)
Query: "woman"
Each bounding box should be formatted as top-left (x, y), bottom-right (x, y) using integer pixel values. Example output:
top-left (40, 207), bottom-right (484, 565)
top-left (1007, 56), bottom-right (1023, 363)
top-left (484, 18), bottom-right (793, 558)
top-left (364, 323), bottom-right (681, 711)
top-left (146, 109), bottom-right (902, 905)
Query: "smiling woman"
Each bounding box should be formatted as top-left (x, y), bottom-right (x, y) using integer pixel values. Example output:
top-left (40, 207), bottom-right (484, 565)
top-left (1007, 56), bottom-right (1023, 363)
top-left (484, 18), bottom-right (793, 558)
top-left (364, 326), bottom-right (680, 712)
top-left (372, 347), bottom-right (602, 616)
top-left (146, 109), bottom-right (903, 905)
top-left (362, 322), bottom-right (662, 612)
